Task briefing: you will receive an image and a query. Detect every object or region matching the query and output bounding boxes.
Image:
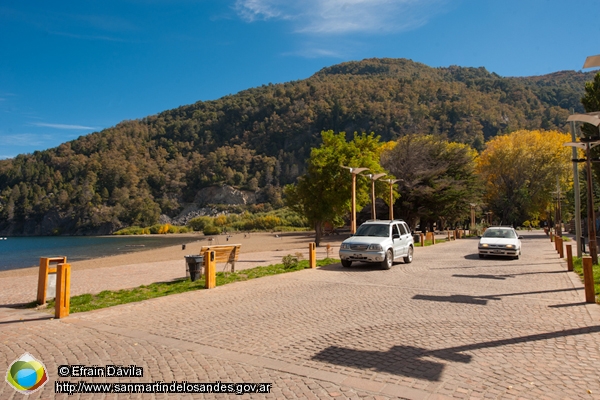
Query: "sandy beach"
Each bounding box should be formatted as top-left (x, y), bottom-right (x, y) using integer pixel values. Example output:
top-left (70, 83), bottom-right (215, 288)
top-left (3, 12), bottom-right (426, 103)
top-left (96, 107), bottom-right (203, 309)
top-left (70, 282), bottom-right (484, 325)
top-left (0, 231), bottom-right (346, 279)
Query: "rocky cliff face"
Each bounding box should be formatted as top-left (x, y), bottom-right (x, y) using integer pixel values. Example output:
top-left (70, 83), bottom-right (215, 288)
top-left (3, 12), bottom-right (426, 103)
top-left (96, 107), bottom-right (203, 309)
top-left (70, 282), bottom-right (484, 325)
top-left (193, 185), bottom-right (256, 206)
top-left (166, 185), bottom-right (257, 226)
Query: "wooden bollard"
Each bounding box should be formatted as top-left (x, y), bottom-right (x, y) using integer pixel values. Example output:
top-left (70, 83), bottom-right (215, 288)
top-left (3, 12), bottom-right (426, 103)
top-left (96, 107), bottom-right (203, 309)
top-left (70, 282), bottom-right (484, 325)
top-left (55, 263), bottom-right (71, 319)
top-left (37, 256), bottom-right (67, 305)
top-left (309, 242), bottom-right (316, 268)
top-left (582, 256), bottom-right (596, 303)
top-left (420, 233), bottom-right (425, 247)
top-left (447, 231), bottom-right (451, 241)
top-left (557, 237), bottom-right (564, 258)
top-left (566, 244), bottom-right (573, 271)
top-left (204, 250), bottom-right (216, 289)
top-left (550, 232), bottom-right (554, 242)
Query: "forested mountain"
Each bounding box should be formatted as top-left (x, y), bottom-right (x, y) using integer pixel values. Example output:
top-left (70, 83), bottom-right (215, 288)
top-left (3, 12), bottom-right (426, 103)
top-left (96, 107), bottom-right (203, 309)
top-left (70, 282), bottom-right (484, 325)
top-left (0, 58), bottom-right (595, 235)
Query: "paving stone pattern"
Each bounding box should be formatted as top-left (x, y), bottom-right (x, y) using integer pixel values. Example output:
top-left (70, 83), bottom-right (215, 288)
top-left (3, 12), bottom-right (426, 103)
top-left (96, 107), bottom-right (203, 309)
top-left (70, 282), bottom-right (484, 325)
top-left (1, 232), bottom-right (600, 399)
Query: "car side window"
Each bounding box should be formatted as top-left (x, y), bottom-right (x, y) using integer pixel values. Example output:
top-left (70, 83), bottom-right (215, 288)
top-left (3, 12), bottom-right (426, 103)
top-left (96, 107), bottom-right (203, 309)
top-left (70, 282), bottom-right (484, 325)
top-left (399, 223), bottom-right (408, 235)
top-left (393, 224), bottom-right (401, 237)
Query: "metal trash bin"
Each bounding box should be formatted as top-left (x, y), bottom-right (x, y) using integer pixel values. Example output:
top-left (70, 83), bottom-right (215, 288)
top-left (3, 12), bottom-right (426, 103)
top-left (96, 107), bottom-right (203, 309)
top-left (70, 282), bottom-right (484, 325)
top-left (185, 255), bottom-right (204, 282)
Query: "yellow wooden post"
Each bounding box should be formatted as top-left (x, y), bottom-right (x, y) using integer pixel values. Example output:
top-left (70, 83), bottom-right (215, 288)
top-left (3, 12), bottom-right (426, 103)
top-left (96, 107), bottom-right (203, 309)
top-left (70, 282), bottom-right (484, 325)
top-left (309, 242), bottom-right (316, 268)
top-left (55, 263), bottom-right (71, 319)
top-left (566, 244), bottom-right (573, 271)
top-left (205, 250), bottom-right (216, 289)
top-left (447, 231), bottom-right (451, 241)
top-left (37, 256), bottom-right (66, 305)
top-left (582, 256), bottom-right (596, 303)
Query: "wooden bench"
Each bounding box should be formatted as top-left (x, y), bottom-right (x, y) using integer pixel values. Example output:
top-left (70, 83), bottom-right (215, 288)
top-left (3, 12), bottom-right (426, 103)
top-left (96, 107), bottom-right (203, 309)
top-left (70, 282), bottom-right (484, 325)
top-left (200, 244), bottom-right (241, 272)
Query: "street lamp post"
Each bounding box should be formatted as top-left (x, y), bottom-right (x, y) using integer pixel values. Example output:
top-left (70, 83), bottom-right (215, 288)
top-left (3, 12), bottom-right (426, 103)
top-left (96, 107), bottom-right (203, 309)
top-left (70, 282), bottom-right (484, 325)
top-left (364, 173), bottom-right (386, 220)
top-left (565, 112), bottom-right (600, 264)
top-left (341, 166), bottom-right (369, 234)
top-left (382, 179), bottom-right (401, 220)
top-left (570, 110), bottom-right (583, 257)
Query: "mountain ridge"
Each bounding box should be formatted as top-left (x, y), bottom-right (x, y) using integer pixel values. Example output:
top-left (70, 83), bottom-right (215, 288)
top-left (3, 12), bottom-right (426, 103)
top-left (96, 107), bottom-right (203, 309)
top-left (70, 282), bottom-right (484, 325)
top-left (0, 57), bottom-right (595, 235)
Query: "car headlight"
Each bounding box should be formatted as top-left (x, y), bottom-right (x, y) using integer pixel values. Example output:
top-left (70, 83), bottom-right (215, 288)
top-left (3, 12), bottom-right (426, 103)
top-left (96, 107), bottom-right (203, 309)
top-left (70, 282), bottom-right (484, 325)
top-left (480, 243), bottom-right (488, 248)
top-left (340, 243), bottom-right (351, 249)
top-left (367, 244), bottom-right (383, 251)
top-left (505, 244), bottom-right (514, 248)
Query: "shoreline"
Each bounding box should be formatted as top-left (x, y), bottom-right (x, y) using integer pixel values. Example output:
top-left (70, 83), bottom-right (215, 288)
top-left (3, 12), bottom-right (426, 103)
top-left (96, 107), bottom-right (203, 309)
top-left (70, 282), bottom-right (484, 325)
top-left (0, 231), bottom-right (346, 279)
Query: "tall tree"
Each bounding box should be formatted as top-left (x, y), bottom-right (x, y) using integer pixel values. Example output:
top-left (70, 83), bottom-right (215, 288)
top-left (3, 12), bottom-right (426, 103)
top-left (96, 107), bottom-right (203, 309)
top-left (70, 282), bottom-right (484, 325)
top-left (476, 129), bottom-right (572, 226)
top-left (284, 130), bottom-right (387, 246)
top-left (380, 134), bottom-right (480, 230)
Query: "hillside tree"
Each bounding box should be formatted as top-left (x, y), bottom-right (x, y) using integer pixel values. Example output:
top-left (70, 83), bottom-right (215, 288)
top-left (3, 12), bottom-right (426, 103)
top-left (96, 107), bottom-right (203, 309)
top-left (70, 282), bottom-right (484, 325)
top-left (476, 129), bottom-right (572, 226)
top-left (284, 130), bottom-right (389, 246)
top-left (380, 134), bottom-right (481, 230)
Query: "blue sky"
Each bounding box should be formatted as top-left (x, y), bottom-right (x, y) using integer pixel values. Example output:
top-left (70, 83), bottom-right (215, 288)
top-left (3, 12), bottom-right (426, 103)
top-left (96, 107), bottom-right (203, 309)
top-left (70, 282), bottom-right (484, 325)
top-left (1, 0), bottom-right (599, 159)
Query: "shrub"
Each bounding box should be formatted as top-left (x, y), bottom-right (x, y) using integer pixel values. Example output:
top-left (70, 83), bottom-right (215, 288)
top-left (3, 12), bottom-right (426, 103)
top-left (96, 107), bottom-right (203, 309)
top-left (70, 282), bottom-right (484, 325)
top-left (282, 254), bottom-right (299, 269)
top-left (203, 225), bottom-right (221, 235)
top-left (188, 216), bottom-right (214, 231)
top-left (114, 226), bottom-right (146, 235)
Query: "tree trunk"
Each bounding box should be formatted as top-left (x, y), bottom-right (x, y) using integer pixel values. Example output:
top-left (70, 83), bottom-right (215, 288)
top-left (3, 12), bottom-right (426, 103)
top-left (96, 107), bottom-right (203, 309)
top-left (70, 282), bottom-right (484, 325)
top-left (314, 221), bottom-right (323, 247)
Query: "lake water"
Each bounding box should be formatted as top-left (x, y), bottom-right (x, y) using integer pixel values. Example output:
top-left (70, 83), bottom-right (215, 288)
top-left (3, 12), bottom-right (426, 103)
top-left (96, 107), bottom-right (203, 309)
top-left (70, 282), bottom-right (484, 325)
top-left (0, 236), bottom-right (195, 271)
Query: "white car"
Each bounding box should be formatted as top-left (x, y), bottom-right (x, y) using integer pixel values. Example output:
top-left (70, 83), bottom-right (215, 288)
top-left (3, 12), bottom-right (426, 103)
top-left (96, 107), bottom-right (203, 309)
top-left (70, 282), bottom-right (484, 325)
top-left (478, 227), bottom-right (523, 259)
top-left (339, 220), bottom-right (414, 269)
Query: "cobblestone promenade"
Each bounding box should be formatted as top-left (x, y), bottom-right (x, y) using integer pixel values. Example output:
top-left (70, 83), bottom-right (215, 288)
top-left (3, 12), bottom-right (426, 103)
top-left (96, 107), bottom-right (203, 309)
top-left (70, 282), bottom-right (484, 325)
top-left (1, 232), bottom-right (599, 399)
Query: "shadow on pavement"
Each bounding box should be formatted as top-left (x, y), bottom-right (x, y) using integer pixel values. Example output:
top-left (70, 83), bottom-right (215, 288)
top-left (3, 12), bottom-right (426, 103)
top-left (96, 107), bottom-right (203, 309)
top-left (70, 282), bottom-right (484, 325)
top-left (0, 316), bottom-right (53, 326)
top-left (311, 325), bottom-right (600, 381)
top-left (318, 263), bottom-right (386, 272)
top-left (452, 270), bottom-right (567, 280)
top-left (547, 302), bottom-right (588, 308)
top-left (412, 287), bottom-right (580, 306)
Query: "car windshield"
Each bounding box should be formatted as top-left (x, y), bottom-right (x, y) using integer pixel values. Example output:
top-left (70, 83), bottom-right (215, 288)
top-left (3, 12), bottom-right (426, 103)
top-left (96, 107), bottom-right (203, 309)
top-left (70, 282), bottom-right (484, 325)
top-left (354, 224), bottom-right (389, 237)
top-left (483, 229), bottom-right (517, 239)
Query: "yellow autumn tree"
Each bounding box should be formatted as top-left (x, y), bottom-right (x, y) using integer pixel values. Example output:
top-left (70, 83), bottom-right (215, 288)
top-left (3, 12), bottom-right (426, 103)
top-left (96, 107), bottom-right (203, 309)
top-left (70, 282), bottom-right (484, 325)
top-left (476, 129), bottom-right (573, 226)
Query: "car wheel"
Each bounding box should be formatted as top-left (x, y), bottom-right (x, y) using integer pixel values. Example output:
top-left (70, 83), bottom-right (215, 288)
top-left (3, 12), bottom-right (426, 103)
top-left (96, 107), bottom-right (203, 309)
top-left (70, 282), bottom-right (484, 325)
top-left (341, 259), bottom-right (352, 268)
top-left (479, 254), bottom-right (484, 259)
top-left (381, 249), bottom-right (393, 270)
top-left (403, 245), bottom-right (413, 263)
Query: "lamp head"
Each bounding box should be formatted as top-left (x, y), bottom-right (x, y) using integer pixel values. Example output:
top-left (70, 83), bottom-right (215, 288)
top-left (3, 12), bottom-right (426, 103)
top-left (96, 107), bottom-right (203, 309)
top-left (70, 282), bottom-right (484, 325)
top-left (341, 166), bottom-right (369, 174)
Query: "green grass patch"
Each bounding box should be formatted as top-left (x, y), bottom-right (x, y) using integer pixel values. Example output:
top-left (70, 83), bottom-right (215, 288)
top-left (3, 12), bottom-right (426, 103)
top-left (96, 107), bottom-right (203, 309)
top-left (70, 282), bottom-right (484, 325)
top-left (415, 238), bottom-right (450, 247)
top-left (571, 257), bottom-right (600, 304)
top-left (45, 258), bottom-right (339, 313)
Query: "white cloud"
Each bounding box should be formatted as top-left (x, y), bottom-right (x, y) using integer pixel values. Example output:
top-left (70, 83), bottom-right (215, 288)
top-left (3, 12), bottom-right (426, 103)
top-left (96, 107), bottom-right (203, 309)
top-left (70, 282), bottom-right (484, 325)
top-left (282, 47), bottom-right (346, 58)
top-left (0, 133), bottom-right (53, 147)
top-left (31, 122), bottom-right (99, 130)
top-left (234, 0), bottom-right (291, 22)
top-left (234, 0), bottom-right (448, 34)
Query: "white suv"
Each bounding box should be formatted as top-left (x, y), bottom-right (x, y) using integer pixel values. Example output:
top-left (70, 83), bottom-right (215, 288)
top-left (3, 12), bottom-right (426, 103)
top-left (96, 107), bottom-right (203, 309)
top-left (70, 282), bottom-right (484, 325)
top-left (339, 220), bottom-right (414, 269)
